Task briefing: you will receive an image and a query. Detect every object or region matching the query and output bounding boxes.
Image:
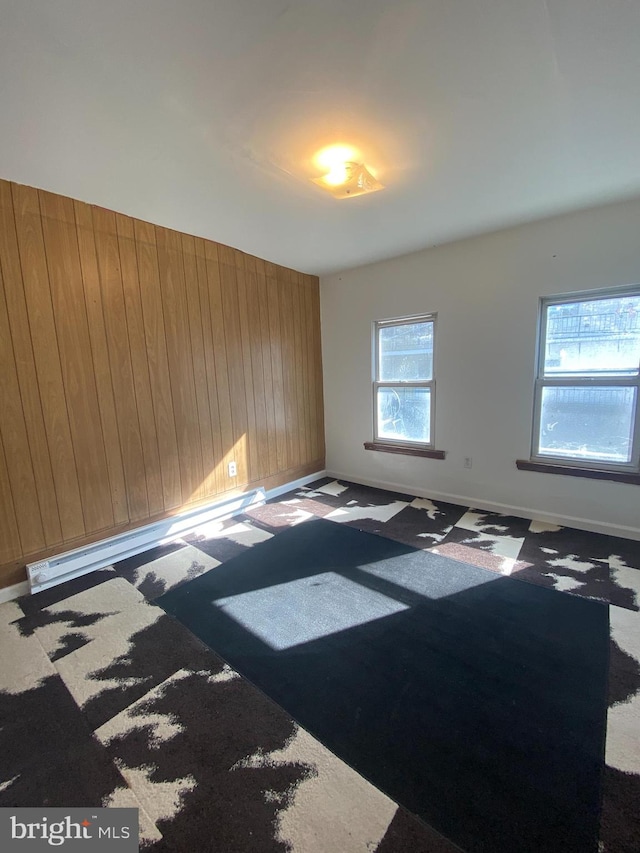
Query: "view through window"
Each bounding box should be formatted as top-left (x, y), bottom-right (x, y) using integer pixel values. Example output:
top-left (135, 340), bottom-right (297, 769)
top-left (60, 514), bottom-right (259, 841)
top-left (533, 288), bottom-right (640, 469)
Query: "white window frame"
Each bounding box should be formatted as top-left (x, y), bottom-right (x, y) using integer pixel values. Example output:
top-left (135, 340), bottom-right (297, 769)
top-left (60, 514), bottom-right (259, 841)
top-left (373, 313), bottom-right (436, 449)
top-left (531, 285), bottom-right (640, 472)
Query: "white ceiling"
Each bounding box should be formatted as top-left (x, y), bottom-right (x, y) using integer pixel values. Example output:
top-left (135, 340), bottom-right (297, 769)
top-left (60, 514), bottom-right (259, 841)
top-left (1, 0), bottom-right (639, 275)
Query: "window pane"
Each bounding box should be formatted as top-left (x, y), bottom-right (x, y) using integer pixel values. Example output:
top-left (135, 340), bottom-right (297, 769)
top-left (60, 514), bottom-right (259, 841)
top-left (377, 386), bottom-right (431, 443)
top-left (379, 322), bottom-right (433, 380)
top-left (538, 386), bottom-right (636, 464)
top-left (544, 295), bottom-right (640, 376)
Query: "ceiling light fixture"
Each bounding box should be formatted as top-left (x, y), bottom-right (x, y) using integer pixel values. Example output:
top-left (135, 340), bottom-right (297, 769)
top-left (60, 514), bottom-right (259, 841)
top-left (311, 145), bottom-right (384, 199)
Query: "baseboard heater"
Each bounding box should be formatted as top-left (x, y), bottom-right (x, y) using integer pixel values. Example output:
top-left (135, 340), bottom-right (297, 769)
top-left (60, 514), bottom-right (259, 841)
top-left (27, 488), bottom-right (266, 594)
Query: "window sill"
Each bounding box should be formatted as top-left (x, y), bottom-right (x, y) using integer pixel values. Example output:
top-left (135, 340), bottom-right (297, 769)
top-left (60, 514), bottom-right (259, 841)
top-left (364, 442), bottom-right (446, 459)
top-left (516, 459), bottom-right (640, 485)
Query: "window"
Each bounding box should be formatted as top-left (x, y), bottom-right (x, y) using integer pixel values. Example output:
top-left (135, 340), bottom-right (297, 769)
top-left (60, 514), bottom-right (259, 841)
top-left (373, 314), bottom-right (436, 449)
top-left (532, 287), bottom-right (640, 472)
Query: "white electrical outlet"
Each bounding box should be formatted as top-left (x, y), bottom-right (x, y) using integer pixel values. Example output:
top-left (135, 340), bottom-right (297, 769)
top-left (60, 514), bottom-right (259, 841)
top-left (228, 460), bottom-right (237, 477)
top-left (463, 456), bottom-right (472, 469)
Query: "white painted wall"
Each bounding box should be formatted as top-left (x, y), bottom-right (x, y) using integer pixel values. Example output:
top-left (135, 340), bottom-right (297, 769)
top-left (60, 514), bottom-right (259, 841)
top-left (320, 197), bottom-right (640, 538)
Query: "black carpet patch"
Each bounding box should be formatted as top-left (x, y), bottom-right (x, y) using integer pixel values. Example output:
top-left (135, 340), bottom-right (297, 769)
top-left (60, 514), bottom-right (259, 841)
top-left (107, 669), bottom-right (310, 853)
top-left (0, 675), bottom-right (126, 808)
top-left (600, 766), bottom-right (640, 853)
top-left (79, 614), bottom-right (220, 730)
top-left (374, 807), bottom-right (464, 853)
top-left (608, 638), bottom-right (640, 706)
top-left (15, 609), bottom-right (115, 661)
top-left (17, 569), bottom-right (116, 616)
top-left (381, 502), bottom-right (466, 549)
top-left (157, 518), bottom-right (610, 853)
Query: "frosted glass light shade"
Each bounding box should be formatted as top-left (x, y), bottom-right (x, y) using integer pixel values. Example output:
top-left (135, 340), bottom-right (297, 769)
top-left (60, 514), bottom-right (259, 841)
top-left (312, 162), bottom-right (383, 199)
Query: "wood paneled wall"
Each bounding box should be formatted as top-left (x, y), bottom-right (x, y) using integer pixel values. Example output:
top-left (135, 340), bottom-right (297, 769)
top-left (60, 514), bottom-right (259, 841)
top-left (0, 179), bottom-right (324, 588)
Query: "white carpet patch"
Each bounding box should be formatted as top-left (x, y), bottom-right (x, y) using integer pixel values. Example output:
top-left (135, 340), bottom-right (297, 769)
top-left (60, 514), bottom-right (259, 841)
top-left (0, 600), bottom-right (24, 626)
top-left (0, 611), bottom-right (57, 695)
top-left (326, 500), bottom-right (408, 525)
top-left (456, 531), bottom-right (524, 560)
top-left (610, 556), bottom-right (640, 608)
top-left (314, 481), bottom-right (349, 497)
top-left (44, 577), bottom-right (146, 617)
top-left (112, 762), bottom-right (196, 829)
top-left (544, 574), bottom-right (585, 593)
top-left (206, 664), bottom-right (239, 684)
top-left (547, 555), bottom-right (600, 574)
top-left (610, 606), bottom-right (640, 666)
top-left (53, 601), bottom-right (162, 708)
top-left (409, 497), bottom-right (441, 519)
top-left (497, 558), bottom-right (518, 576)
top-left (547, 554), bottom-right (598, 572)
top-left (234, 725), bottom-right (397, 853)
top-left (605, 692), bottom-right (640, 774)
top-left (102, 786), bottom-right (163, 845)
top-left (417, 531), bottom-right (448, 543)
top-left (34, 579), bottom-right (152, 660)
top-left (607, 607), bottom-right (640, 774)
top-left (456, 510), bottom-right (511, 535)
top-left (528, 520), bottom-right (563, 534)
top-left (129, 545), bottom-right (220, 594)
top-left (96, 670), bottom-right (192, 749)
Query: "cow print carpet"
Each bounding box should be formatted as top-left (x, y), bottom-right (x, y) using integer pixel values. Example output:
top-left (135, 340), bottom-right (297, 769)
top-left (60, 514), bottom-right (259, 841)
top-left (0, 477), bottom-right (638, 852)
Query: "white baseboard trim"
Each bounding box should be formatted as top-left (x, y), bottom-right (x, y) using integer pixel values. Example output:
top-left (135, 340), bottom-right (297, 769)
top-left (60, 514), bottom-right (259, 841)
top-left (0, 581), bottom-right (30, 605)
top-left (265, 470), bottom-right (327, 500)
top-left (325, 470), bottom-right (640, 541)
top-left (27, 488), bottom-right (266, 595)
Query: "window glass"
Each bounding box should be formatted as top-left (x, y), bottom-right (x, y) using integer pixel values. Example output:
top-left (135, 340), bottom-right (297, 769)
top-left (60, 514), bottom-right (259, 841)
top-left (379, 321), bottom-right (433, 381)
top-left (539, 386), bottom-right (636, 464)
top-left (544, 295), bottom-right (640, 376)
top-left (533, 288), bottom-right (640, 470)
top-left (376, 387), bottom-right (431, 443)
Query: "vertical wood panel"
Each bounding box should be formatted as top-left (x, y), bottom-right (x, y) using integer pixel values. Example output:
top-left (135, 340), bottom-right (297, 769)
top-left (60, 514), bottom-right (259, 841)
top-left (278, 266), bottom-right (299, 469)
top-left (0, 181), bottom-right (62, 546)
top-left (203, 240), bottom-right (235, 489)
top-left (0, 264), bottom-right (45, 552)
top-left (245, 256), bottom-right (269, 480)
top-left (303, 275), bottom-right (319, 461)
top-left (134, 219), bottom-right (182, 511)
top-left (182, 233), bottom-right (217, 497)
top-left (74, 200), bottom-right (129, 526)
top-left (0, 179), bottom-right (324, 587)
top-left (234, 251), bottom-right (259, 482)
top-left (12, 183), bottom-right (86, 540)
top-left (155, 226), bottom-right (204, 502)
top-left (292, 270), bottom-right (308, 465)
top-left (93, 206), bottom-right (149, 522)
top-left (265, 263), bottom-right (287, 472)
top-left (0, 434), bottom-right (21, 564)
top-left (219, 246), bottom-right (249, 484)
top-left (116, 213), bottom-right (164, 516)
top-left (39, 190), bottom-right (114, 534)
top-left (311, 277), bottom-right (325, 460)
top-left (194, 237), bottom-right (223, 496)
top-left (255, 258), bottom-right (278, 476)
